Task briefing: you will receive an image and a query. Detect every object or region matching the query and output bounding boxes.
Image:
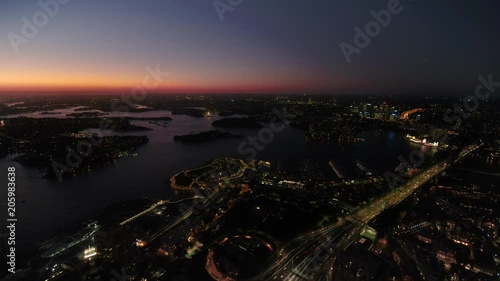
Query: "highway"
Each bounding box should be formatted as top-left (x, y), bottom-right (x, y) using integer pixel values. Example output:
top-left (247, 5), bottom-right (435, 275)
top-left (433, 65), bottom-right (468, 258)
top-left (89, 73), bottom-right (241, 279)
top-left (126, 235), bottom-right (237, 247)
top-left (118, 145), bottom-right (480, 280)
top-left (349, 143), bottom-right (480, 224)
top-left (253, 220), bottom-right (362, 281)
top-left (262, 144), bottom-right (480, 281)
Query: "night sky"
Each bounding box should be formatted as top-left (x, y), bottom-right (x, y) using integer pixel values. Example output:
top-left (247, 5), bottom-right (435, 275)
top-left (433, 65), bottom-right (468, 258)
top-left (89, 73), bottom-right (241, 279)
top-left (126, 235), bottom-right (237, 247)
top-left (1, 0), bottom-right (499, 94)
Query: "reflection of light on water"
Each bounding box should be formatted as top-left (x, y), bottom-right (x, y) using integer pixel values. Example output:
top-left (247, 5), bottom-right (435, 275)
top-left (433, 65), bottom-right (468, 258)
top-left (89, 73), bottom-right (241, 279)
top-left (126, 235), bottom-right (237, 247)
top-left (387, 131), bottom-right (395, 139)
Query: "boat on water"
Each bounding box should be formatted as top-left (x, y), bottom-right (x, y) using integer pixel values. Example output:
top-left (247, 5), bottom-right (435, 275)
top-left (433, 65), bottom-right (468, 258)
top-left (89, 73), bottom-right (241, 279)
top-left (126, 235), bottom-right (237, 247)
top-left (355, 159), bottom-right (375, 176)
top-left (328, 160), bottom-right (347, 179)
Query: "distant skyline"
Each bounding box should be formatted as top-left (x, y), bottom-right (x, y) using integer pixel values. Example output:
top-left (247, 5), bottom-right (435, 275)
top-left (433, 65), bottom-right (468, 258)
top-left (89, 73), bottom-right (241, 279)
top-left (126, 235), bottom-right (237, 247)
top-left (1, 0), bottom-right (499, 95)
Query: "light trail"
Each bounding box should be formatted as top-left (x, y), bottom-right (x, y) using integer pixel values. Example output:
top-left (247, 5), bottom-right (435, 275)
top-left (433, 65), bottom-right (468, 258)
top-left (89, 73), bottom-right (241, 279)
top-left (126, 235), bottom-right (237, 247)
top-left (264, 144), bottom-right (480, 281)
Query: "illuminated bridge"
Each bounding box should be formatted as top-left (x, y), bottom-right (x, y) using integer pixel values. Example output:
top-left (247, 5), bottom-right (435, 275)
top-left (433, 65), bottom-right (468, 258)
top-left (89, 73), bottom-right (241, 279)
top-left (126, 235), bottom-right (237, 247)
top-left (400, 108), bottom-right (424, 120)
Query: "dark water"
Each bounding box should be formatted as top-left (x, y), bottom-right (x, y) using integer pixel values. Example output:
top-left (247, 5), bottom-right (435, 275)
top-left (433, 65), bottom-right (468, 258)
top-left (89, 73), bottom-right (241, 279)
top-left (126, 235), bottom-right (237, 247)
top-left (0, 110), bottom-right (441, 246)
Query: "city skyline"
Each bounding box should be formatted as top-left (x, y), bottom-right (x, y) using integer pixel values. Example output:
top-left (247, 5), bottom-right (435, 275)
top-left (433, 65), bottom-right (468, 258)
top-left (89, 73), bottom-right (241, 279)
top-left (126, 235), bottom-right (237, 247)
top-left (1, 1), bottom-right (499, 280)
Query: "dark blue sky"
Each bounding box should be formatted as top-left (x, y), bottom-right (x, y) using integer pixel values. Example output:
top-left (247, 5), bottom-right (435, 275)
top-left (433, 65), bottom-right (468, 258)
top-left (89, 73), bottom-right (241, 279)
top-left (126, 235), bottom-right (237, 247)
top-left (1, 0), bottom-right (499, 94)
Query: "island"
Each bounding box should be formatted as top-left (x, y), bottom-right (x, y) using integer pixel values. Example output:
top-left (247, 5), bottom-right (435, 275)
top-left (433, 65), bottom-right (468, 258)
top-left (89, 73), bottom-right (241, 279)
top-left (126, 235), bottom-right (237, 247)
top-left (171, 107), bottom-right (207, 118)
top-left (16, 135), bottom-right (149, 180)
top-left (40, 111), bottom-right (62, 115)
top-left (0, 118), bottom-right (151, 180)
top-left (66, 111), bottom-right (109, 117)
top-left (173, 130), bottom-right (242, 143)
top-left (212, 117), bottom-right (263, 128)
